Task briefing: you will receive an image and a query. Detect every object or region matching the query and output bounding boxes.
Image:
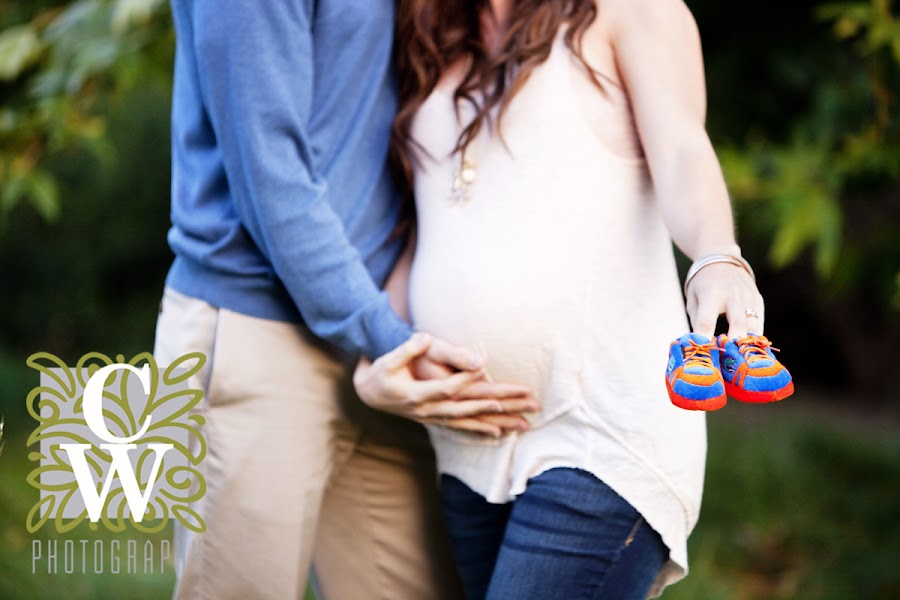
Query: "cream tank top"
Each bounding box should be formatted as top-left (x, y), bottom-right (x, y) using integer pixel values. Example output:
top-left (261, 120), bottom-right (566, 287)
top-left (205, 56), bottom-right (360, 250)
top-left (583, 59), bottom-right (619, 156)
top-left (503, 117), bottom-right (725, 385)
top-left (408, 33), bottom-right (706, 595)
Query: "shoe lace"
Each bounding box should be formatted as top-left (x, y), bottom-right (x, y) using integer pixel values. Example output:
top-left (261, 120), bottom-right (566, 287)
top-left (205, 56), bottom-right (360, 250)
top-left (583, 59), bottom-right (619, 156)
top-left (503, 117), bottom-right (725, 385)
top-left (683, 340), bottom-right (723, 368)
top-left (735, 335), bottom-right (780, 364)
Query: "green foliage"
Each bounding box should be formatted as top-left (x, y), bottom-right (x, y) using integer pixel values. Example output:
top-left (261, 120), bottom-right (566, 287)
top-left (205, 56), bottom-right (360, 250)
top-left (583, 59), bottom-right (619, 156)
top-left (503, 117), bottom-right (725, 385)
top-left (720, 140), bottom-right (844, 276)
top-left (0, 0), bottom-right (172, 229)
top-left (719, 0), bottom-right (900, 311)
top-left (820, 0), bottom-right (900, 61)
top-left (0, 80), bottom-right (173, 360)
top-left (0, 24), bottom-right (42, 80)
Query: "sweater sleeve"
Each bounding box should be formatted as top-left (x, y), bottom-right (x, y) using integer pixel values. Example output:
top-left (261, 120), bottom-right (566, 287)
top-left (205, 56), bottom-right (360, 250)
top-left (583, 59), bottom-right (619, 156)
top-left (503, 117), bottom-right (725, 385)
top-left (187, 0), bottom-right (412, 359)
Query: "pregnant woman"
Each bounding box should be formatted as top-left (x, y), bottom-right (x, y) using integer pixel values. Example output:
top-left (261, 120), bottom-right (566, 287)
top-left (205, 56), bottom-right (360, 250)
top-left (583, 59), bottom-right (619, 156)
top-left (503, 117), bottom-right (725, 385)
top-left (356, 0), bottom-right (767, 598)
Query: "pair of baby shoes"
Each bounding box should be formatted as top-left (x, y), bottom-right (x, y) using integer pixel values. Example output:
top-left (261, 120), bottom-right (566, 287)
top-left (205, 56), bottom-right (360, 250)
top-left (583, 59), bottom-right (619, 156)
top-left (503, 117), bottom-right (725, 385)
top-left (665, 333), bottom-right (794, 411)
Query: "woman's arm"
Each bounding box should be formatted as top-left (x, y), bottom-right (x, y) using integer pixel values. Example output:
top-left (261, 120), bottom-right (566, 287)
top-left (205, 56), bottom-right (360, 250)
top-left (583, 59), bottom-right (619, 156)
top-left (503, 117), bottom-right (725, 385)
top-left (605, 0), bottom-right (765, 338)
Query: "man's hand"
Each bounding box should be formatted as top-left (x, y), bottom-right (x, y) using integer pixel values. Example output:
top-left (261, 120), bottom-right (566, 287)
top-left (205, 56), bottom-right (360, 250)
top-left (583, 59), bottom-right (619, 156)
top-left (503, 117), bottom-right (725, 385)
top-left (354, 333), bottom-right (537, 437)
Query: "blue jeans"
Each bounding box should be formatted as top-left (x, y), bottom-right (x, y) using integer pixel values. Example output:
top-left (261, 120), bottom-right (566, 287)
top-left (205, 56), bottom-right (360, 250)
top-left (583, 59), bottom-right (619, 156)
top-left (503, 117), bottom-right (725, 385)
top-left (441, 468), bottom-right (668, 600)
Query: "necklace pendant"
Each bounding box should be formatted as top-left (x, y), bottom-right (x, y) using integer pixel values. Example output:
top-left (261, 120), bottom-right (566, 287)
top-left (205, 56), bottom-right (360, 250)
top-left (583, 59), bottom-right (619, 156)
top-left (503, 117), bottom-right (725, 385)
top-left (450, 153), bottom-right (477, 204)
top-left (460, 163), bottom-right (476, 186)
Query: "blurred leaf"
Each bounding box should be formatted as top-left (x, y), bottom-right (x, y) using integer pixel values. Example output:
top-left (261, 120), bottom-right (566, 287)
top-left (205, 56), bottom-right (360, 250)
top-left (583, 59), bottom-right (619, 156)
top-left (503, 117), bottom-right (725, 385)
top-left (894, 271), bottom-right (900, 310)
top-left (720, 146), bottom-right (766, 199)
top-left (0, 109), bottom-right (20, 134)
top-left (0, 164), bottom-right (60, 223)
top-left (769, 189), bottom-right (841, 273)
top-left (43, 0), bottom-right (105, 43)
top-left (1, 170), bottom-right (27, 215)
top-left (112, 0), bottom-right (167, 33)
top-left (813, 195), bottom-right (843, 275)
top-left (65, 38), bottom-right (120, 93)
top-left (25, 169), bottom-right (61, 222)
top-left (0, 24), bottom-right (43, 81)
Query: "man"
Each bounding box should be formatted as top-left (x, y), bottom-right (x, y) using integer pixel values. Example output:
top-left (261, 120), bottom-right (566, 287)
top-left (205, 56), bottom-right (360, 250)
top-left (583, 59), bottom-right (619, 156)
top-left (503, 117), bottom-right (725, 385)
top-left (153, 1), bottom-right (532, 598)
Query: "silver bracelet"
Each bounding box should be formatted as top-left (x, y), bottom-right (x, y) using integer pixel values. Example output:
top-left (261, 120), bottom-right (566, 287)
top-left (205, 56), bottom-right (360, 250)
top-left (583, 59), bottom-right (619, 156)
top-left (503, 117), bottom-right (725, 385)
top-left (683, 253), bottom-right (755, 296)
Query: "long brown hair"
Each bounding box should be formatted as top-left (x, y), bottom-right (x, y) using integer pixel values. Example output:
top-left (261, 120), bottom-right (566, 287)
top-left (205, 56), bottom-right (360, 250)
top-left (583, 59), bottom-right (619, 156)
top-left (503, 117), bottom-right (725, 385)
top-left (390, 0), bottom-right (601, 205)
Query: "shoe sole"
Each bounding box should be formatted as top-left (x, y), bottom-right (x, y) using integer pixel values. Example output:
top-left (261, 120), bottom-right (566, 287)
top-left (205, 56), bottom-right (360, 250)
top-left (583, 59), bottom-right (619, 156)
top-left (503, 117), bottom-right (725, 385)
top-left (724, 380), bottom-right (794, 403)
top-left (666, 377), bottom-right (727, 411)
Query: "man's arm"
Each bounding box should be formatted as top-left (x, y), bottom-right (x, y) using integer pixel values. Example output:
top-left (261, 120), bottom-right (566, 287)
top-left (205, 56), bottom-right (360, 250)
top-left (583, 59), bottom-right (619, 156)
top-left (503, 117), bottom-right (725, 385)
top-left (187, 0), bottom-right (408, 359)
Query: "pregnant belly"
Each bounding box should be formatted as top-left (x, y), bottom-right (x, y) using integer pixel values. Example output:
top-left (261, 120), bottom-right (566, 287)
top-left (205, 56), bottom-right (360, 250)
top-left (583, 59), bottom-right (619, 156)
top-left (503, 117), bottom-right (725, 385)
top-left (408, 233), bottom-right (589, 408)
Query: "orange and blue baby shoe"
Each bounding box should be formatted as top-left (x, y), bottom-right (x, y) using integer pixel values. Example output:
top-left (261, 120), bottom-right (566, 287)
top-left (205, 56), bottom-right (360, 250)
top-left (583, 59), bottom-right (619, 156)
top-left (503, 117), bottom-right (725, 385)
top-left (716, 334), bottom-right (794, 403)
top-left (665, 333), bottom-right (727, 411)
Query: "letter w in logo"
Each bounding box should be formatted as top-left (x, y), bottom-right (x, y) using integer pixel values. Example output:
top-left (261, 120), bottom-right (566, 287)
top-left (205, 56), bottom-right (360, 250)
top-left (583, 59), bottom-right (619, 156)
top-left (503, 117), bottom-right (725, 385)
top-left (58, 364), bottom-right (173, 522)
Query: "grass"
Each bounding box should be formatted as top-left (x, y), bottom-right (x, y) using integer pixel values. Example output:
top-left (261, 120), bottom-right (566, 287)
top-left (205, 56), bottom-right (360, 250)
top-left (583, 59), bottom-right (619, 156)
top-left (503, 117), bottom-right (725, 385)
top-left (1, 352), bottom-right (897, 599)
top-left (665, 402), bottom-right (900, 600)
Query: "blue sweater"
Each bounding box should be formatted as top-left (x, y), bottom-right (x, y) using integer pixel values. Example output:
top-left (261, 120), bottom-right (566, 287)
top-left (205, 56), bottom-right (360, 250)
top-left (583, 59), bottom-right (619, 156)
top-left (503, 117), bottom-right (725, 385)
top-left (165, 0), bottom-right (412, 359)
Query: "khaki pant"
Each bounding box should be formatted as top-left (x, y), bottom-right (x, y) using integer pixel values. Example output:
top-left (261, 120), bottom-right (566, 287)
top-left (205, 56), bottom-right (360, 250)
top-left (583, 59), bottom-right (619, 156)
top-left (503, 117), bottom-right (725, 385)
top-left (154, 288), bottom-right (463, 600)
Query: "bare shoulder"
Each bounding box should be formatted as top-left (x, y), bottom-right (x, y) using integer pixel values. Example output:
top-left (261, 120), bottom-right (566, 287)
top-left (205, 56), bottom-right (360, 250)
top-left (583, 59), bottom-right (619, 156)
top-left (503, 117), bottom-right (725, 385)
top-left (597, 0), bottom-right (698, 39)
top-left (579, 0), bottom-right (700, 87)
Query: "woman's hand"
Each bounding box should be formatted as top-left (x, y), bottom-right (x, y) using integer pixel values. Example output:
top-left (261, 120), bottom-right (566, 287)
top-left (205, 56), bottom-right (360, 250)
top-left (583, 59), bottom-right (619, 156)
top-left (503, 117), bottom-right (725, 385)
top-left (685, 262), bottom-right (765, 339)
top-left (354, 333), bottom-right (537, 437)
